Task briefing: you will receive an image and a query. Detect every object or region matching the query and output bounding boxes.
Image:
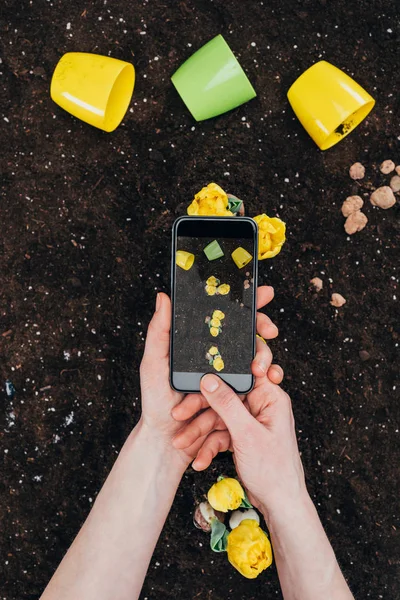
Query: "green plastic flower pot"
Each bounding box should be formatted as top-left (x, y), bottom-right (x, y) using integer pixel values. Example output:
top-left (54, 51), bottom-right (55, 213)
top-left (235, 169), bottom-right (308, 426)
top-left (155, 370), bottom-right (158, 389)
top-left (171, 35), bottom-right (257, 121)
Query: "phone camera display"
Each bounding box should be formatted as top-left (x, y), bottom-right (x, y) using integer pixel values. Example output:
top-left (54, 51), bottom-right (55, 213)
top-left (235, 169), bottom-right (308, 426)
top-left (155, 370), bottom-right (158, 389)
top-left (173, 235), bottom-right (255, 375)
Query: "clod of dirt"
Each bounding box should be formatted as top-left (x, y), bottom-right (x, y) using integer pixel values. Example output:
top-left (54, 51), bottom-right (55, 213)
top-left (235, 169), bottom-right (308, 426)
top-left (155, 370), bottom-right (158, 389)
top-left (349, 162), bottom-right (365, 180)
top-left (330, 293), bottom-right (346, 307)
top-left (390, 175), bottom-right (400, 193)
top-left (341, 195), bottom-right (364, 217)
top-left (359, 350), bottom-right (371, 361)
top-left (310, 277), bottom-right (323, 291)
top-left (370, 186), bottom-right (396, 209)
top-left (344, 211), bottom-right (368, 234)
top-left (380, 160), bottom-right (395, 174)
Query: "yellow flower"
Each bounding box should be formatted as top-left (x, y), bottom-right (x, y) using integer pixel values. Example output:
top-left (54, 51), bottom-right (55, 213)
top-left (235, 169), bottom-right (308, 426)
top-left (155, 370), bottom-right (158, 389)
top-left (209, 346), bottom-right (219, 356)
top-left (187, 183), bottom-right (233, 216)
top-left (227, 519), bottom-right (273, 579)
top-left (213, 356), bottom-right (224, 371)
top-left (213, 310), bottom-right (225, 320)
top-left (210, 317), bottom-right (221, 327)
top-left (210, 326), bottom-right (219, 337)
top-left (253, 214), bottom-right (286, 260)
top-left (208, 477), bottom-right (245, 512)
top-left (217, 283), bottom-right (230, 295)
top-left (206, 276), bottom-right (219, 286)
top-left (206, 285), bottom-right (217, 296)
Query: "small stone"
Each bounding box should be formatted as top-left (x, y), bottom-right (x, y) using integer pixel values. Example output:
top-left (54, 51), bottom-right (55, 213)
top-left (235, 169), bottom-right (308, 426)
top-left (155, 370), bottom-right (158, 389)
top-left (310, 277), bottom-right (323, 292)
top-left (344, 211), bottom-right (368, 234)
top-left (370, 186), bottom-right (396, 209)
top-left (341, 195), bottom-right (364, 217)
top-left (349, 162), bottom-right (365, 180)
top-left (380, 160), bottom-right (395, 174)
top-left (244, 280), bottom-right (250, 290)
top-left (359, 350), bottom-right (370, 361)
top-left (389, 175), bottom-right (400, 193)
top-left (395, 166), bottom-right (400, 176)
top-left (330, 293), bottom-right (346, 308)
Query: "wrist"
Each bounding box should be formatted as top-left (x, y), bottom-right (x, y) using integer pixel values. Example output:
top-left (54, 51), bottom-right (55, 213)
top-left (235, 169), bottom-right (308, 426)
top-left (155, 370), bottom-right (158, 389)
top-left (128, 418), bottom-right (189, 476)
top-left (262, 487), bottom-right (314, 530)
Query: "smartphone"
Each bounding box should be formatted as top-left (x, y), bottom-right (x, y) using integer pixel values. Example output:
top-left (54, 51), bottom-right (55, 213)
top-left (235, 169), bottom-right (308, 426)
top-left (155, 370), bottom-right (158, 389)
top-left (170, 216), bottom-right (258, 394)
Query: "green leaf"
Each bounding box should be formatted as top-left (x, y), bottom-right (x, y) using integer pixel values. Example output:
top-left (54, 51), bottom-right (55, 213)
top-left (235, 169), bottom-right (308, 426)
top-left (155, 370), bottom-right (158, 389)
top-left (204, 240), bottom-right (224, 261)
top-left (227, 197), bottom-right (243, 214)
top-left (239, 492), bottom-right (253, 509)
top-left (210, 519), bottom-right (229, 553)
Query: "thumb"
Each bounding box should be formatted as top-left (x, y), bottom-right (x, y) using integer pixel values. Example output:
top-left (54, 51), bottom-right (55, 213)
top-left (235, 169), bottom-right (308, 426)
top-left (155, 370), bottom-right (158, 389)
top-left (143, 292), bottom-right (171, 362)
top-left (200, 374), bottom-right (255, 440)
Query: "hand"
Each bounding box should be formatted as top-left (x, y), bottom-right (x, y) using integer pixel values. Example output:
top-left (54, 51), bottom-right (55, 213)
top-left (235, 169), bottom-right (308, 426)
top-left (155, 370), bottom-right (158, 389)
top-left (139, 287), bottom-right (283, 468)
top-left (172, 373), bottom-right (306, 519)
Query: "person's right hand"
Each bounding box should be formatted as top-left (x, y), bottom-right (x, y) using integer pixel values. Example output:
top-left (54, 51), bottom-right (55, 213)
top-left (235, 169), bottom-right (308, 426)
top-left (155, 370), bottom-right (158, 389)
top-left (173, 373), bottom-right (307, 521)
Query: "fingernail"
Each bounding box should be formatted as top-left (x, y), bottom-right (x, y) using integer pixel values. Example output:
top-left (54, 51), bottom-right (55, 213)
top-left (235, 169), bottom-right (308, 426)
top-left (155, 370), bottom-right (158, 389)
top-left (202, 374), bottom-right (219, 392)
top-left (155, 293), bottom-right (161, 312)
top-left (271, 366), bottom-right (283, 379)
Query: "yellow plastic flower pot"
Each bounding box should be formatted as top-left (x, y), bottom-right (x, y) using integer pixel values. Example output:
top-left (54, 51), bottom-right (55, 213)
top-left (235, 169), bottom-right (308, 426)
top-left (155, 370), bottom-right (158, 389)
top-left (232, 247), bottom-right (253, 269)
top-left (51, 52), bottom-right (135, 132)
top-left (287, 61), bottom-right (375, 150)
top-left (176, 250), bottom-right (195, 270)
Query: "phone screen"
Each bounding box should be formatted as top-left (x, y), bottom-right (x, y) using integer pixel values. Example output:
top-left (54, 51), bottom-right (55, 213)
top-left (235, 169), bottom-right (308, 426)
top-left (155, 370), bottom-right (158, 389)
top-left (170, 216), bottom-right (258, 393)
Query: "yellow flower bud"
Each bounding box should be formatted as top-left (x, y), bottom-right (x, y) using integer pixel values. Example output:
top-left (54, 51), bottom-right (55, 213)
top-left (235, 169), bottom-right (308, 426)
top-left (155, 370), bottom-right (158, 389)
top-left (217, 284), bottom-right (230, 295)
top-left (207, 477), bottom-right (245, 512)
top-left (210, 326), bottom-right (219, 337)
top-left (205, 285), bottom-right (217, 296)
top-left (227, 519), bottom-right (273, 579)
top-left (208, 346), bottom-right (219, 356)
top-left (213, 356), bottom-right (224, 371)
top-left (253, 214), bottom-right (286, 260)
top-left (213, 310), bottom-right (225, 320)
top-left (187, 183), bottom-right (233, 216)
top-left (206, 276), bottom-right (219, 286)
top-left (210, 317), bottom-right (221, 327)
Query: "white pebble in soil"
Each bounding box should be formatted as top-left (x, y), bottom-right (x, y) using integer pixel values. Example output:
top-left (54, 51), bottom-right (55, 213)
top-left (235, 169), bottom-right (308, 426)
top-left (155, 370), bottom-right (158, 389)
top-left (389, 175), bottom-right (400, 193)
top-left (349, 162), bottom-right (365, 180)
top-left (330, 293), bottom-right (346, 308)
top-left (310, 277), bottom-right (323, 292)
top-left (370, 186), bottom-right (396, 209)
top-left (380, 159), bottom-right (395, 174)
top-left (344, 211), bottom-right (368, 235)
top-left (341, 195), bottom-right (363, 217)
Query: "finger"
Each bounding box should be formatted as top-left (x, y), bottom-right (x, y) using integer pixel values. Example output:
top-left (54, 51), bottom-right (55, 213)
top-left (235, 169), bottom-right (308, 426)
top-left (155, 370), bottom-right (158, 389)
top-left (192, 430), bottom-right (231, 471)
top-left (256, 285), bottom-right (274, 310)
top-left (142, 293), bottom-right (171, 362)
top-left (172, 407), bottom-right (223, 450)
top-left (200, 374), bottom-right (255, 439)
top-left (256, 312), bottom-right (279, 339)
top-left (267, 364), bottom-right (284, 385)
top-left (251, 336), bottom-right (273, 378)
top-left (171, 393), bottom-right (208, 421)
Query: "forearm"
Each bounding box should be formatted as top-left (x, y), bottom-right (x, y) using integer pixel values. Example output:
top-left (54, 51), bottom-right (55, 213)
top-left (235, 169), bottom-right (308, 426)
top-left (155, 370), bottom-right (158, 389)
top-left (41, 420), bottom-right (187, 600)
top-left (264, 492), bottom-right (353, 600)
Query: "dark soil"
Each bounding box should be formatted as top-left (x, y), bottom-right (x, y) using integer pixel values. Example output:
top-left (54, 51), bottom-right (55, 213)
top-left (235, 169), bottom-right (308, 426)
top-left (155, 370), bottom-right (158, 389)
top-left (0, 1), bottom-right (399, 599)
